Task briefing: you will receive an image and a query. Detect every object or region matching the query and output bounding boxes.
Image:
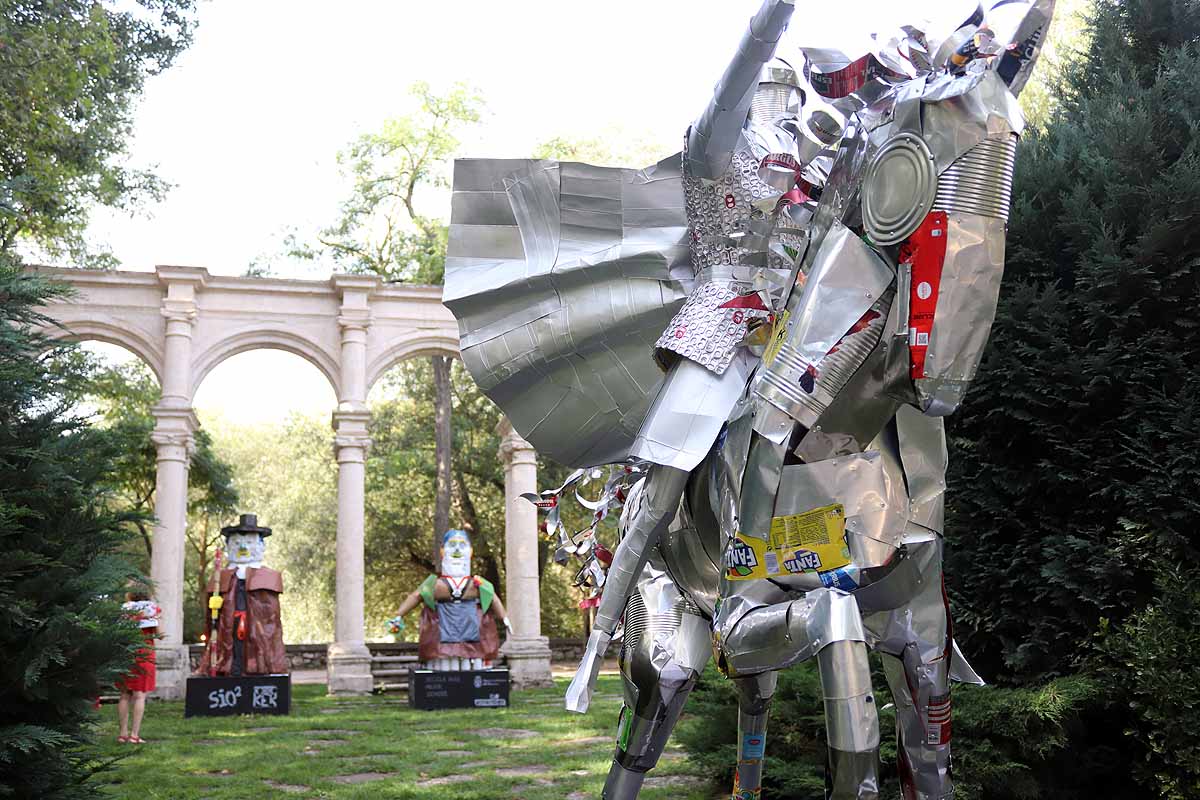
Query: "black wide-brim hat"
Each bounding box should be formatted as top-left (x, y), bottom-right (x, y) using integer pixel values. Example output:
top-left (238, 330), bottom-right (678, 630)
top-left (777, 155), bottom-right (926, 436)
top-left (220, 513), bottom-right (272, 538)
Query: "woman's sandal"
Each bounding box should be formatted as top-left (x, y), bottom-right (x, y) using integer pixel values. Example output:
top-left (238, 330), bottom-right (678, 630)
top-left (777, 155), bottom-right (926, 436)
top-left (117, 736), bottom-right (129, 743)
top-left (129, 736), bottom-right (146, 744)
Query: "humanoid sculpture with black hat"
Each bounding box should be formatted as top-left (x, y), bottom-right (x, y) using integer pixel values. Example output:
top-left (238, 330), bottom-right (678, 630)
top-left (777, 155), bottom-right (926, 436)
top-left (391, 529), bottom-right (512, 670)
top-left (197, 514), bottom-right (287, 676)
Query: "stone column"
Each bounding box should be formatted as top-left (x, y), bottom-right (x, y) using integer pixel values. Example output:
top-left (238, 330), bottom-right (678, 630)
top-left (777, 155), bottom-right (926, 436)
top-left (327, 275), bottom-right (378, 695)
top-left (327, 411), bottom-right (373, 694)
top-left (149, 266), bottom-right (205, 699)
top-left (496, 417), bottom-right (553, 688)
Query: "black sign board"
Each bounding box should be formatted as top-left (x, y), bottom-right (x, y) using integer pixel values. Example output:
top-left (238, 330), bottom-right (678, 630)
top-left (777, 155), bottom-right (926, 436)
top-left (408, 668), bottom-right (510, 710)
top-left (185, 674), bottom-right (291, 717)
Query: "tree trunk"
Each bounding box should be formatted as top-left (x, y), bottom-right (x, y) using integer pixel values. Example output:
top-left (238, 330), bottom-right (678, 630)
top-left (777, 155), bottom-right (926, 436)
top-left (136, 520), bottom-right (153, 559)
top-left (431, 355), bottom-right (453, 564)
top-left (455, 469), bottom-right (502, 590)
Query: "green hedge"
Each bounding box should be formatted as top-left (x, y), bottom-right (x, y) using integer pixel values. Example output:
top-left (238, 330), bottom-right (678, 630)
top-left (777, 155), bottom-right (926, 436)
top-left (675, 661), bottom-right (1139, 799)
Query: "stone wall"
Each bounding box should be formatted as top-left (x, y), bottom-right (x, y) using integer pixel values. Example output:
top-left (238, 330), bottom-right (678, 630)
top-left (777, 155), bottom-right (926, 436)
top-left (187, 638), bottom-right (587, 673)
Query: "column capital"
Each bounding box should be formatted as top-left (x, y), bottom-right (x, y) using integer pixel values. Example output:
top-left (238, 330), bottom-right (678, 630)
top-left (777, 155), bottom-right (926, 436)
top-left (157, 267), bottom-right (205, 330)
top-left (332, 409), bottom-right (371, 461)
top-left (150, 429), bottom-right (196, 455)
top-left (496, 416), bottom-right (536, 464)
top-left (332, 434), bottom-right (372, 462)
top-left (150, 404), bottom-right (199, 432)
top-left (337, 310), bottom-right (372, 334)
top-left (331, 273), bottom-right (381, 295)
top-left (333, 274), bottom-right (378, 328)
top-left (161, 302), bottom-right (197, 327)
top-left (150, 406), bottom-right (198, 460)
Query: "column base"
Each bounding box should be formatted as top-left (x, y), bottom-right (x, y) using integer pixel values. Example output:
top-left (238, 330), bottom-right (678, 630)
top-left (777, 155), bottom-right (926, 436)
top-left (327, 642), bottom-right (374, 695)
top-left (500, 636), bottom-right (553, 689)
top-left (151, 644), bottom-right (190, 700)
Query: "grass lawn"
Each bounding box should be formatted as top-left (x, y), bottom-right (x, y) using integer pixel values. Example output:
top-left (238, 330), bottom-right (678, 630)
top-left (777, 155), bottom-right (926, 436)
top-left (93, 676), bottom-right (716, 800)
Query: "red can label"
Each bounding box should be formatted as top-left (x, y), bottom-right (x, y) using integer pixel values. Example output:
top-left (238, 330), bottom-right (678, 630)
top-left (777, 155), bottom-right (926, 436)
top-left (926, 692), bottom-right (952, 746)
top-left (903, 212), bottom-right (949, 379)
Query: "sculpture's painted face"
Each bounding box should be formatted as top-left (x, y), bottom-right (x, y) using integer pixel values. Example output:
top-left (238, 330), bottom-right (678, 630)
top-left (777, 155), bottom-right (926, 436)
top-left (226, 532), bottom-right (265, 566)
top-left (440, 531), bottom-right (472, 578)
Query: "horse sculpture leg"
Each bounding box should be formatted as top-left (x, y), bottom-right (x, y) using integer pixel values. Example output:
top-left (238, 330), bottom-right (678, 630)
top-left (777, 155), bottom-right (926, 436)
top-left (731, 671), bottom-right (777, 799)
top-left (818, 641), bottom-right (882, 799)
top-left (864, 538), bottom-right (954, 800)
top-left (603, 560), bottom-right (711, 799)
top-left (715, 584), bottom-right (882, 799)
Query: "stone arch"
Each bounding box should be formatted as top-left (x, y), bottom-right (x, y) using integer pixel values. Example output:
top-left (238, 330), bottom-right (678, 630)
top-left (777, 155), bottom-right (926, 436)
top-left (191, 327), bottom-right (341, 399)
top-left (27, 265), bottom-right (552, 695)
top-left (46, 318), bottom-right (165, 383)
top-left (365, 333), bottom-right (460, 394)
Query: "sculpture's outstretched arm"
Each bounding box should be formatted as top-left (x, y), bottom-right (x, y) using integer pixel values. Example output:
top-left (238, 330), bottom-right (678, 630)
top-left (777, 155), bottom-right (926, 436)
top-left (685, 0), bottom-right (796, 179)
top-left (394, 589), bottom-right (423, 619)
top-left (488, 593), bottom-right (514, 633)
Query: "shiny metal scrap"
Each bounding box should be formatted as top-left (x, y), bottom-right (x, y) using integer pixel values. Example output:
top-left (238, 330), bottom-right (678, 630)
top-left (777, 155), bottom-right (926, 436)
top-left (444, 156), bottom-right (691, 467)
top-left (861, 131), bottom-right (938, 245)
top-left (933, 134), bottom-right (1018, 220)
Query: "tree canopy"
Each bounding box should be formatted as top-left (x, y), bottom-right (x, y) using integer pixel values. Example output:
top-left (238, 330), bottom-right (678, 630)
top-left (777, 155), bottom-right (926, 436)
top-left (946, 0), bottom-right (1200, 684)
top-left (0, 0), bottom-right (198, 263)
top-left (67, 355), bottom-right (238, 563)
top-left (295, 82), bottom-right (483, 284)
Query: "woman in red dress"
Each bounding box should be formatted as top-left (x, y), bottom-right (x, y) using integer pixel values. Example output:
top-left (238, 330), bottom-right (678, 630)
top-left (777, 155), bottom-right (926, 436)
top-left (116, 587), bottom-right (159, 744)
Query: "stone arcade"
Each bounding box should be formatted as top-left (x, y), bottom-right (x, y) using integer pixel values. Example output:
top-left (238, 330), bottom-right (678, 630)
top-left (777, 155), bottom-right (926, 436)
top-left (33, 265), bottom-right (552, 697)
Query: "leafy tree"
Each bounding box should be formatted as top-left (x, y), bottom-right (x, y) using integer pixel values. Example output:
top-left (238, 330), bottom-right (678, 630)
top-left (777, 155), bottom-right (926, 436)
top-left (1016, 0), bottom-right (1092, 129)
top-left (192, 412), bottom-right (339, 644)
top-left (299, 81), bottom-right (482, 284)
top-left (298, 82), bottom-right (485, 565)
top-left (68, 357), bottom-right (238, 576)
top-left (0, 0), bottom-right (198, 264)
top-left (0, 3), bottom-right (197, 794)
top-left (945, 0), bottom-right (1200, 685)
top-left (1095, 564), bottom-right (1200, 798)
top-left (0, 259), bottom-right (145, 798)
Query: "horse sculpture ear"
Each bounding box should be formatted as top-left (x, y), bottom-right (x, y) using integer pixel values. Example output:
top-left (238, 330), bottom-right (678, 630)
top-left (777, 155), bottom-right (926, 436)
top-left (986, 0), bottom-right (1057, 97)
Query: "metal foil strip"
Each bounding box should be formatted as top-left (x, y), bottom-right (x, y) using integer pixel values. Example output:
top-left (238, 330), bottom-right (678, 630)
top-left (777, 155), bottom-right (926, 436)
top-left (757, 289), bottom-right (894, 430)
top-left (933, 135), bottom-right (1017, 220)
top-left (623, 591), bottom-right (648, 654)
top-left (645, 606), bottom-right (685, 642)
top-left (758, 347), bottom-right (818, 415)
top-left (750, 83), bottom-right (796, 124)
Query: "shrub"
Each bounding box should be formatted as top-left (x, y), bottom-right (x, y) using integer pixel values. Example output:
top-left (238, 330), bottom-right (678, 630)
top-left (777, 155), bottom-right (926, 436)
top-left (1094, 564), bottom-right (1200, 800)
top-left (676, 661), bottom-right (1138, 799)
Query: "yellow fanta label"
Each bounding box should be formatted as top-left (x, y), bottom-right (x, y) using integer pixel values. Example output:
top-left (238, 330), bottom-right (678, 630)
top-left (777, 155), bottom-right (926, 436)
top-left (762, 309), bottom-right (791, 367)
top-left (725, 503), bottom-right (851, 581)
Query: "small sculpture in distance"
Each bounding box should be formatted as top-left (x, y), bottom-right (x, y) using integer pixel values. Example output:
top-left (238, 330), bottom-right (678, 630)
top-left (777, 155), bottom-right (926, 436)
top-left (197, 513), bottom-right (287, 677)
top-left (391, 529), bottom-right (512, 670)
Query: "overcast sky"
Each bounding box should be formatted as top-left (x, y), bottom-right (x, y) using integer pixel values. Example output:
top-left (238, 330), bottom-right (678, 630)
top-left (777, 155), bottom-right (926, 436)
top-left (83, 0), bottom-right (972, 423)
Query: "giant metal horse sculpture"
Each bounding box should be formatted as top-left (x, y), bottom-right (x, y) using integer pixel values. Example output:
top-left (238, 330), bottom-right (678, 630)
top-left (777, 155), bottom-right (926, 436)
top-left (444, 1), bottom-right (1054, 797)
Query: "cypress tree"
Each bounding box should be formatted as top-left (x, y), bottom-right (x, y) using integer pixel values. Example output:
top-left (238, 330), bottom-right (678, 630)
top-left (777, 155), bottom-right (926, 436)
top-left (0, 257), bottom-right (145, 799)
top-left (946, 0), bottom-right (1200, 683)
